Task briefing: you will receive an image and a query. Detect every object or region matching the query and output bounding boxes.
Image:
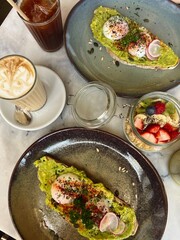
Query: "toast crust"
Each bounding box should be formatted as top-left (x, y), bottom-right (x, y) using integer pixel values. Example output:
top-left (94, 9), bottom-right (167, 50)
top-left (107, 48), bottom-right (179, 70)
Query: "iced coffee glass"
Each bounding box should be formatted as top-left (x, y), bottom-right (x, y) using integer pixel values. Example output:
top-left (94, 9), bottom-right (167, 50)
top-left (17, 0), bottom-right (63, 52)
top-left (0, 55), bottom-right (47, 111)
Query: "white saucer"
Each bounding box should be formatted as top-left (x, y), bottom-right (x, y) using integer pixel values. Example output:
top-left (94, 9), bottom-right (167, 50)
top-left (0, 66), bottom-right (66, 131)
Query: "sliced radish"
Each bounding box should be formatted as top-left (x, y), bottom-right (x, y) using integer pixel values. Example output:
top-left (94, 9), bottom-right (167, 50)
top-left (147, 39), bottom-right (161, 58)
top-left (111, 219), bottom-right (126, 235)
top-left (151, 39), bottom-right (161, 45)
top-left (145, 48), bottom-right (158, 61)
top-left (99, 212), bottom-right (119, 232)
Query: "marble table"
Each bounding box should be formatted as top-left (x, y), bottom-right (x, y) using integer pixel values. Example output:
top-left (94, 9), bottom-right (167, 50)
top-left (0, 0), bottom-right (180, 239)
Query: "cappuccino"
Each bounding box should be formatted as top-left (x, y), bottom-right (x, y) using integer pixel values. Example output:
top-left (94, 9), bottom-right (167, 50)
top-left (0, 55), bottom-right (46, 111)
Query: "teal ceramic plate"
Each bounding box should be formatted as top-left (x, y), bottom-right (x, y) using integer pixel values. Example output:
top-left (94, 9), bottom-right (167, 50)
top-left (8, 128), bottom-right (167, 240)
top-left (64, 0), bottom-right (180, 97)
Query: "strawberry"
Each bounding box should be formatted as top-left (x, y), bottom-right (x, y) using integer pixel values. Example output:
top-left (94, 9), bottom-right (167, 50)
top-left (141, 132), bottom-right (157, 143)
top-left (134, 118), bottom-right (144, 130)
top-left (169, 130), bottom-right (179, 140)
top-left (145, 124), bottom-right (160, 133)
top-left (154, 101), bottom-right (165, 114)
top-left (163, 123), bottom-right (178, 132)
top-left (155, 129), bottom-right (170, 142)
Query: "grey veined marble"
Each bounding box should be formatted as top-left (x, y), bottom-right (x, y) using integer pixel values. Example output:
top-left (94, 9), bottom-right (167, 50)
top-left (0, 1), bottom-right (180, 240)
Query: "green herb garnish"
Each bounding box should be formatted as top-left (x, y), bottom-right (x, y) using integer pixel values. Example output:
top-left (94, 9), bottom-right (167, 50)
top-left (70, 196), bottom-right (94, 230)
top-left (121, 29), bottom-right (141, 46)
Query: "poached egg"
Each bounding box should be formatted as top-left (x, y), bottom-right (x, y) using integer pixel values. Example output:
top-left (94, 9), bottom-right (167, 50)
top-left (103, 15), bottom-right (129, 40)
top-left (51, 173), bottom-right (82, 204)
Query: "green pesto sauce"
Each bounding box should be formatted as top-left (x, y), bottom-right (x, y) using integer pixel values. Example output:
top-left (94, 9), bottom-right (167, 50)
top-left (34, 156), bottom-right (137, 240)
top-left (90, 6), bottom-right (179, 68)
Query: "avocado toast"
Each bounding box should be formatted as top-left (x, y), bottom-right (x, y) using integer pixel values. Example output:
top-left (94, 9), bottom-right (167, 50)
top-left (90, 6), bottom-right (179, 70)
top-left (34, 156), bottom-right (138, 240)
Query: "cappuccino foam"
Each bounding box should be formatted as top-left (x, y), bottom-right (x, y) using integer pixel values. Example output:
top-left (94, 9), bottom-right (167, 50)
top-left (0, 56), bottom-right (35, 99)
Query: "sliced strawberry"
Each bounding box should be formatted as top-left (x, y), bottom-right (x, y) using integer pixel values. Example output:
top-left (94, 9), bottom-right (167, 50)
top-left (154, 101), bottom-right (165, 114)
top-left (169, 130), bottom-right (180, 140)
top-left (155, 129), bottom-right (171, 142)
top-left (134, 118), bottom-right (144, 130)
top-left (163, 123), bottom-right (178, 132)
top-left (137, 128), bottom-right (143, 134)
top-left (141, 132), bottom-right (157, 143)
top-left (145, 124), bottom-right (160, 134)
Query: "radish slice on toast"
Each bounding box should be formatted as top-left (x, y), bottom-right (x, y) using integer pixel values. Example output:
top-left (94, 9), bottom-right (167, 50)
top-left (146, 39), bottom-right (161, 60)
top-left (145, 48), bottom-right (158, 60)
top-left (99, 212), bottom-right (119, 232)
top-left (111, 219), bottom-right (126, 235)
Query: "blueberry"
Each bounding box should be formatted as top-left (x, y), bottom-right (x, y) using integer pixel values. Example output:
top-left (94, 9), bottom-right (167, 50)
top-left (146, 106), bottom-right (156, 115)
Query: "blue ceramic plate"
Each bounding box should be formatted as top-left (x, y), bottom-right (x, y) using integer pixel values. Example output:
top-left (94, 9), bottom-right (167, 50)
top-left (8, 128), bottom-right (167, 240)
top-left (64, 0), bottom-right (180, 97)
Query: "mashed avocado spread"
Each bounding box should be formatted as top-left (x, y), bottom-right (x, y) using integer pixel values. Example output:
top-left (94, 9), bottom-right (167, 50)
top-left (34, 156), bottom-right (138, 240)
top-left (90, 6), bottom-right (179, 69)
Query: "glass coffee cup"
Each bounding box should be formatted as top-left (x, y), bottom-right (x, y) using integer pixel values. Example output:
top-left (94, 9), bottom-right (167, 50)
top-left (0, 55), bottom-right (47, 111)
top-left (17, 0), bottom-right (63, 52)
top-left (124, 92), bottom-right (180, 152)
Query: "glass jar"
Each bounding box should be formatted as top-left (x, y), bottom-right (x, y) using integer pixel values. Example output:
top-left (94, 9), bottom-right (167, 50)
top-left (72, 82), bottom-right (117, 129)
top-left (124, 91), bottom-right (180, 152)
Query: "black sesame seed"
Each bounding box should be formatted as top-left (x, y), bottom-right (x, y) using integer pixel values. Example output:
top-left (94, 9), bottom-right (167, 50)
top-left (143, 18), bottom-right (149, 23)
top-left (168, 42), bottom-right (173, 47)
top-left (87, 48), bottom-right (94, 54)
top-left (93, 42), bottom-right (99, 47)
top-left (115, 61), bottom-right (120, 67)
top-left (134, 12), bottom-right (140, 17)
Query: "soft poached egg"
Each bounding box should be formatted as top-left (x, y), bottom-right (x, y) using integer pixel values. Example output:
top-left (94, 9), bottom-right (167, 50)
top-left (51, 173), bottom-right (82, 204)
top-left (103, 15), bottom-right (129, 40)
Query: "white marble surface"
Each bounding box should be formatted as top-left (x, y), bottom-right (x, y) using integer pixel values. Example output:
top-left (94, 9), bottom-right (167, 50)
top-left (0, 0), bottom-right (180, 239)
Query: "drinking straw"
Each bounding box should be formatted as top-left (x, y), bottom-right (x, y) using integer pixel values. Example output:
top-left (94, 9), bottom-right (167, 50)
top-left (6, 0), bottom-right (29, 21)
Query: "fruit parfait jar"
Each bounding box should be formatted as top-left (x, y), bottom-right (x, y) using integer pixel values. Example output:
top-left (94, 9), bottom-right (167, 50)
top-left (124, 92), bottom-right (180, 152)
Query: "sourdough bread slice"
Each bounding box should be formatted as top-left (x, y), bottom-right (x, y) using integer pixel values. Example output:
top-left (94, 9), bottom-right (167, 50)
top-left (90, 6), bottom-right (179, 70)
top-left (34, 156), bottom-right (138, 240)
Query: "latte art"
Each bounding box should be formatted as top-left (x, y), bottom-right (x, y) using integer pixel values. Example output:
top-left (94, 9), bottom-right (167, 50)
top-left (0, 56), bottom-right (35, 99)
top-left (0, 55), bottom-right (47, 111)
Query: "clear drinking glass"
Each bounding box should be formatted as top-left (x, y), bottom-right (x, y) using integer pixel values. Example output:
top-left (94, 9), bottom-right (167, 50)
top-left (0, 55), bottom-right (47, 111)
top-left (18, 0), bottom-right (63, 52)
